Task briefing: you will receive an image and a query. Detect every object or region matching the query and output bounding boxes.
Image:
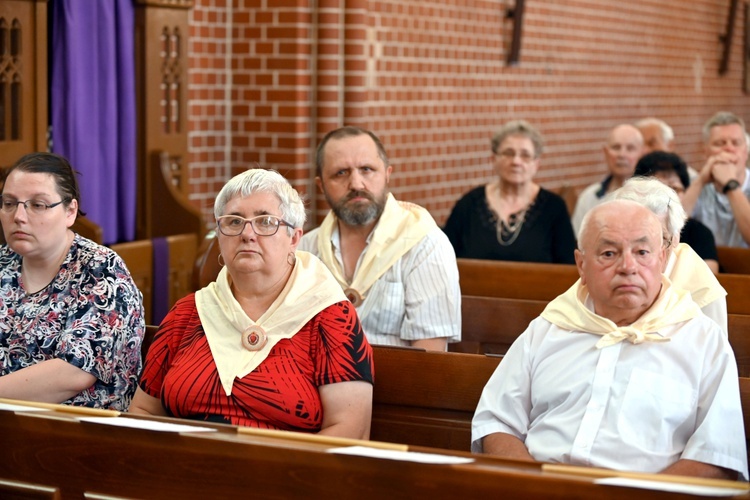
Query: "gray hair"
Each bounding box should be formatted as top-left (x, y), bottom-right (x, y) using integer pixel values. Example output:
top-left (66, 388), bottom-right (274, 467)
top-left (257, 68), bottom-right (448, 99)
top-left (214, 169), bottom-right (306, 233)
top-left (606, 177), bottom-right (686, 240)
top-left (491, 120), bottom-right (544, 157)
top-left (702, 111), bottom-right (747, 143)
top-left (635, 117), bottom-right (674, 143)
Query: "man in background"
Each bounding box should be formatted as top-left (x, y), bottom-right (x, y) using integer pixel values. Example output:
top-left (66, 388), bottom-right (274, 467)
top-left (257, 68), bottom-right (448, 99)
top-left (570, 124), bottom-right (644, 233)
top-left (682, 111), bottom-right (750, 247)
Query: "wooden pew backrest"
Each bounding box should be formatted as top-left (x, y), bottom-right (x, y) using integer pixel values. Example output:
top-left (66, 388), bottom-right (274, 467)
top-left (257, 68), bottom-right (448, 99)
top-left (458, 258), bottom-right (579, 300)
top-left (110, 233), bottom-right (198, 325)
top-left (454, 295), bottom-right (546, 354)
top-left (371, 346), bottom-right (500, 451)
top-left (729, 314), bottom-right (750, 378)
top-left (193, 231), bottom-right (221, 290)
top-left (458, 258), bottom-right (750, 316)
top-left (718, 246), bottom-right (750, 275)
top-left (110, 239), bottom-right (153, 323)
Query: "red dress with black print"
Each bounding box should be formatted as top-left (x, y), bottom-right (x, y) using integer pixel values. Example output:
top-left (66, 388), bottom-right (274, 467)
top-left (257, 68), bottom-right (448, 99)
top-left (138, 294), bottom-right (373, 431)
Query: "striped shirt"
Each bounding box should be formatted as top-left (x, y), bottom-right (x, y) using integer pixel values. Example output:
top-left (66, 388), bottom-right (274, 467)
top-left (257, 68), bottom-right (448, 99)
top-left (300, 224), bottom-right (461, 347)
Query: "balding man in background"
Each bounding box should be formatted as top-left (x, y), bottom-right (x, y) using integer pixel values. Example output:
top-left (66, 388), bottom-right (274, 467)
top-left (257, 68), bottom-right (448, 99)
top-left (571, 124), bottom-right (644, 234)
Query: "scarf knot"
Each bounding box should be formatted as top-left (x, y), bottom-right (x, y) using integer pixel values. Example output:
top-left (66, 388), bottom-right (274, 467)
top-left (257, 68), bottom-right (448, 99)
top-left (595, 326), bottom-right (670, 349)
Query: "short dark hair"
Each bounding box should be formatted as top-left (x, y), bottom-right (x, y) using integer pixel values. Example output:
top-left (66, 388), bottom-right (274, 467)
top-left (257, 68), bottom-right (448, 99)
top-left (315, 126), bottom-right (389, 177)
top-left (2, 152), bottom-right (86, 216)
top-left (633, 151), bottom-right (690, 189)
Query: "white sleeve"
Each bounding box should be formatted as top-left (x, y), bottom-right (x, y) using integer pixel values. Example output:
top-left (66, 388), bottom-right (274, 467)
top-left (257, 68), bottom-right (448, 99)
top-left (681, 334), bottom-right (748, 480)
top-left (471, 325), bottom-right (535, 453)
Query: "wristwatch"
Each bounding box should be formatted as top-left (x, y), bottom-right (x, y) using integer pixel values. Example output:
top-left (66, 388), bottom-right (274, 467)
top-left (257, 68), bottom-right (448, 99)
top-left (723, 179), bottom-right (741, 194)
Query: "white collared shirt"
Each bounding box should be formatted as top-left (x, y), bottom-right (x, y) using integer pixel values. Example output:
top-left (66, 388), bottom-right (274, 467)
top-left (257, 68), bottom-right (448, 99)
top-left (299, 223), bottom-right (461, 346)
top-left (472, 311), bottom-right (748, 479)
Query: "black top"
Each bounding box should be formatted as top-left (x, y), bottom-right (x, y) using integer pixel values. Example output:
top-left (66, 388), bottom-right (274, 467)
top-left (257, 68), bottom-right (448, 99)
top-left (443, 185), bottom-right (576, 264)
top-left (681, 218), bottom-right (719, 262)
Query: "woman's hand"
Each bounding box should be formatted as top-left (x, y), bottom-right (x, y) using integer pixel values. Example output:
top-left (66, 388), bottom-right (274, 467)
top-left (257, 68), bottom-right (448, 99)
top-left (317, 380), bottom-right (373, 440)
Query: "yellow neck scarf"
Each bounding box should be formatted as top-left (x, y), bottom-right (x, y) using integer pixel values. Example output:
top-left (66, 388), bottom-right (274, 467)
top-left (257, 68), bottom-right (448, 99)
top-left (316, 192), bottom-right (437, 303)
top-left (540, 276), bottom-right (701, 349)
top-left (195, 251), bottom-right (346, 395)
top-left (666, 242), bottom-right (726, 308)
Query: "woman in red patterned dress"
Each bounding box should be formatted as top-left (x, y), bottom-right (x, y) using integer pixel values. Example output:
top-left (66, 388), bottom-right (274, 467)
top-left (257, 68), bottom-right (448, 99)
top-left (129, 169), bottom-right (374, 438)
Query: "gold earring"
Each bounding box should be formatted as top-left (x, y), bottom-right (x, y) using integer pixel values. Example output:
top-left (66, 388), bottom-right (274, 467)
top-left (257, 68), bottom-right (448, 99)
top-left (287, 251), bottom-right (296, 266)
top-left (217, 253), bottom-right (225, 267)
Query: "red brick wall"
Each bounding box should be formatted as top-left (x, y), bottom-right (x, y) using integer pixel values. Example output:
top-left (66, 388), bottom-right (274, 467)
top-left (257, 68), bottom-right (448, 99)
top-left (188, 0), bottom-right (750, 226)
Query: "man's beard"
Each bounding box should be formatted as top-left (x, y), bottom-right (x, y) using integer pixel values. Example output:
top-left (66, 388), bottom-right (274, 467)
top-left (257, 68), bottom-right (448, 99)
top-left (327, 189), bottom-right (387, 226)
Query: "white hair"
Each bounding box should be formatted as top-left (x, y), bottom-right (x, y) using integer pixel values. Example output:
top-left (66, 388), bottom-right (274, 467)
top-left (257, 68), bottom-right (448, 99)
top-left (606, 177), bottom-right (686, 240)
top-left (635, 117), bottom-right (674, 143)
top-left (214, 169), bottom-right (306, 232)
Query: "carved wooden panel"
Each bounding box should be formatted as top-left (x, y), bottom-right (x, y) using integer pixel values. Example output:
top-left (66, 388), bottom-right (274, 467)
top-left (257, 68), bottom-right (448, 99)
top-left (134, 1), bottom-right (202, 239)
top-left (0, 0), bottom-right (47, 169)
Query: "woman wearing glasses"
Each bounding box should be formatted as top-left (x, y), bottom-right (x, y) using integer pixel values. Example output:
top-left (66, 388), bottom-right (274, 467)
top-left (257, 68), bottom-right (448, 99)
top-left (0, 152), bottom-right (145, 410)
top-left (129, 169), bottom-right (373, 438)
top-left (443, 120), bottom-right (576, 263)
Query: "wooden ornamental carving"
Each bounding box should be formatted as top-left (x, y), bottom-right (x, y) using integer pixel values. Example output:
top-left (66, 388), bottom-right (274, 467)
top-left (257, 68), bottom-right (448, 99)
top-left (0, 0), bottom-right (47, 170)
top-left (135, 1), bottom-right (202, 239)
top-left (160, 26), bottom-right (182, 136)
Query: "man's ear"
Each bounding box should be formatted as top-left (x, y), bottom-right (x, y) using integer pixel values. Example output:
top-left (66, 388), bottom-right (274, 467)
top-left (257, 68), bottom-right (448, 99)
top-left (574, 249), bottom-right (586, 285)
top-left (385, 165), bottom-right (392, 184)
top-left (315, 176), bottom-right (323, 193)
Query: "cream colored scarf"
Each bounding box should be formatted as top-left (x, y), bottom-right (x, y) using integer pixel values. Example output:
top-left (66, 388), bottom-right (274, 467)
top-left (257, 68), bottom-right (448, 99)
top-left (195, 251), bottom-right (346, 396)
top-left (541, 276), bottom-right (701, 349)
top-left (665, 242), bottom-right (726, 308)
top-left (316, 192), bottom-right (437, 303)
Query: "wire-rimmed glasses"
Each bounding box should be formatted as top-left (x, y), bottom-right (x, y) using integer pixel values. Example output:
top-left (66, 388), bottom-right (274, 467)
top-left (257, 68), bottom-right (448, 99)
top-left (0, 197), bottom-right (68, 215)
top-left (216, 214), bottom-right (293, 236)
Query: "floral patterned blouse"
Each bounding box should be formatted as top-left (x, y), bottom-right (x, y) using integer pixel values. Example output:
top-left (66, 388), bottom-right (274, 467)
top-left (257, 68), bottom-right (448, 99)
top-left (0, 235), bottom-right (145, 410)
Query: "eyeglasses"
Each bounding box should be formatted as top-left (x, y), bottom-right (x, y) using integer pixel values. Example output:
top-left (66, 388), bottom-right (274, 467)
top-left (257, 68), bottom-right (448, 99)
top-left (0, 197), bottom-right (68, 215)
top-left (497, 149), bottom-right (536, 162)
top-left (216, 214), bottom-right (293, 237)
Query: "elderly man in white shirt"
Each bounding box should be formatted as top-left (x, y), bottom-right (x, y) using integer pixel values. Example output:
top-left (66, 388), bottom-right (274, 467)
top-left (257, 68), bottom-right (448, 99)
top-left (472, 199), bottom-right (747, 481)
top-left (299, 126), bottom-right (461, 351)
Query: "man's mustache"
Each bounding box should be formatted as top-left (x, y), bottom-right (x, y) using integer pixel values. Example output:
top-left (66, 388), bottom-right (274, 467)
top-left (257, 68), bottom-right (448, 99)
top-left (344, 190), bottom-right (375, 202)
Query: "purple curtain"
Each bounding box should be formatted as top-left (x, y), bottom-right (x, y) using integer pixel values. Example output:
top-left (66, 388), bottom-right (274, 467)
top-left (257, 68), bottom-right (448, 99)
top-left (50, 0), bottom-right (136, 244)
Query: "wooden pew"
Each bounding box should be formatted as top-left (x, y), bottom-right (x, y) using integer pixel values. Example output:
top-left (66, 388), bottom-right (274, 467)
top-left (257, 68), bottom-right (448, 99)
top-left (371, 346), bottom-right (500, 451)
top-left (2, 390), bottom-right (747, 498)
top-left (455, 294), bottom-right (750, 377)
top-left (718, 246), bottom-right (750, 274)
top-left (452, 295), bottom-right (546, 355)
top-left (372, 347), bottom-right (750, 472)
top-left (729, 314), bottom-right (750, 378)
top-left (110, 232), bottom-right (198, 324)
top-left (458, 258), bottom-right (750, 316)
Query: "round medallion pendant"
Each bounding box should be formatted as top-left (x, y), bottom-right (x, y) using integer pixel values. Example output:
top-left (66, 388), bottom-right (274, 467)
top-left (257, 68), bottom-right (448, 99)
top-left (241, 326), bottom-right (268, 351)
top-left (344, 288), bottom-right (363, 307)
